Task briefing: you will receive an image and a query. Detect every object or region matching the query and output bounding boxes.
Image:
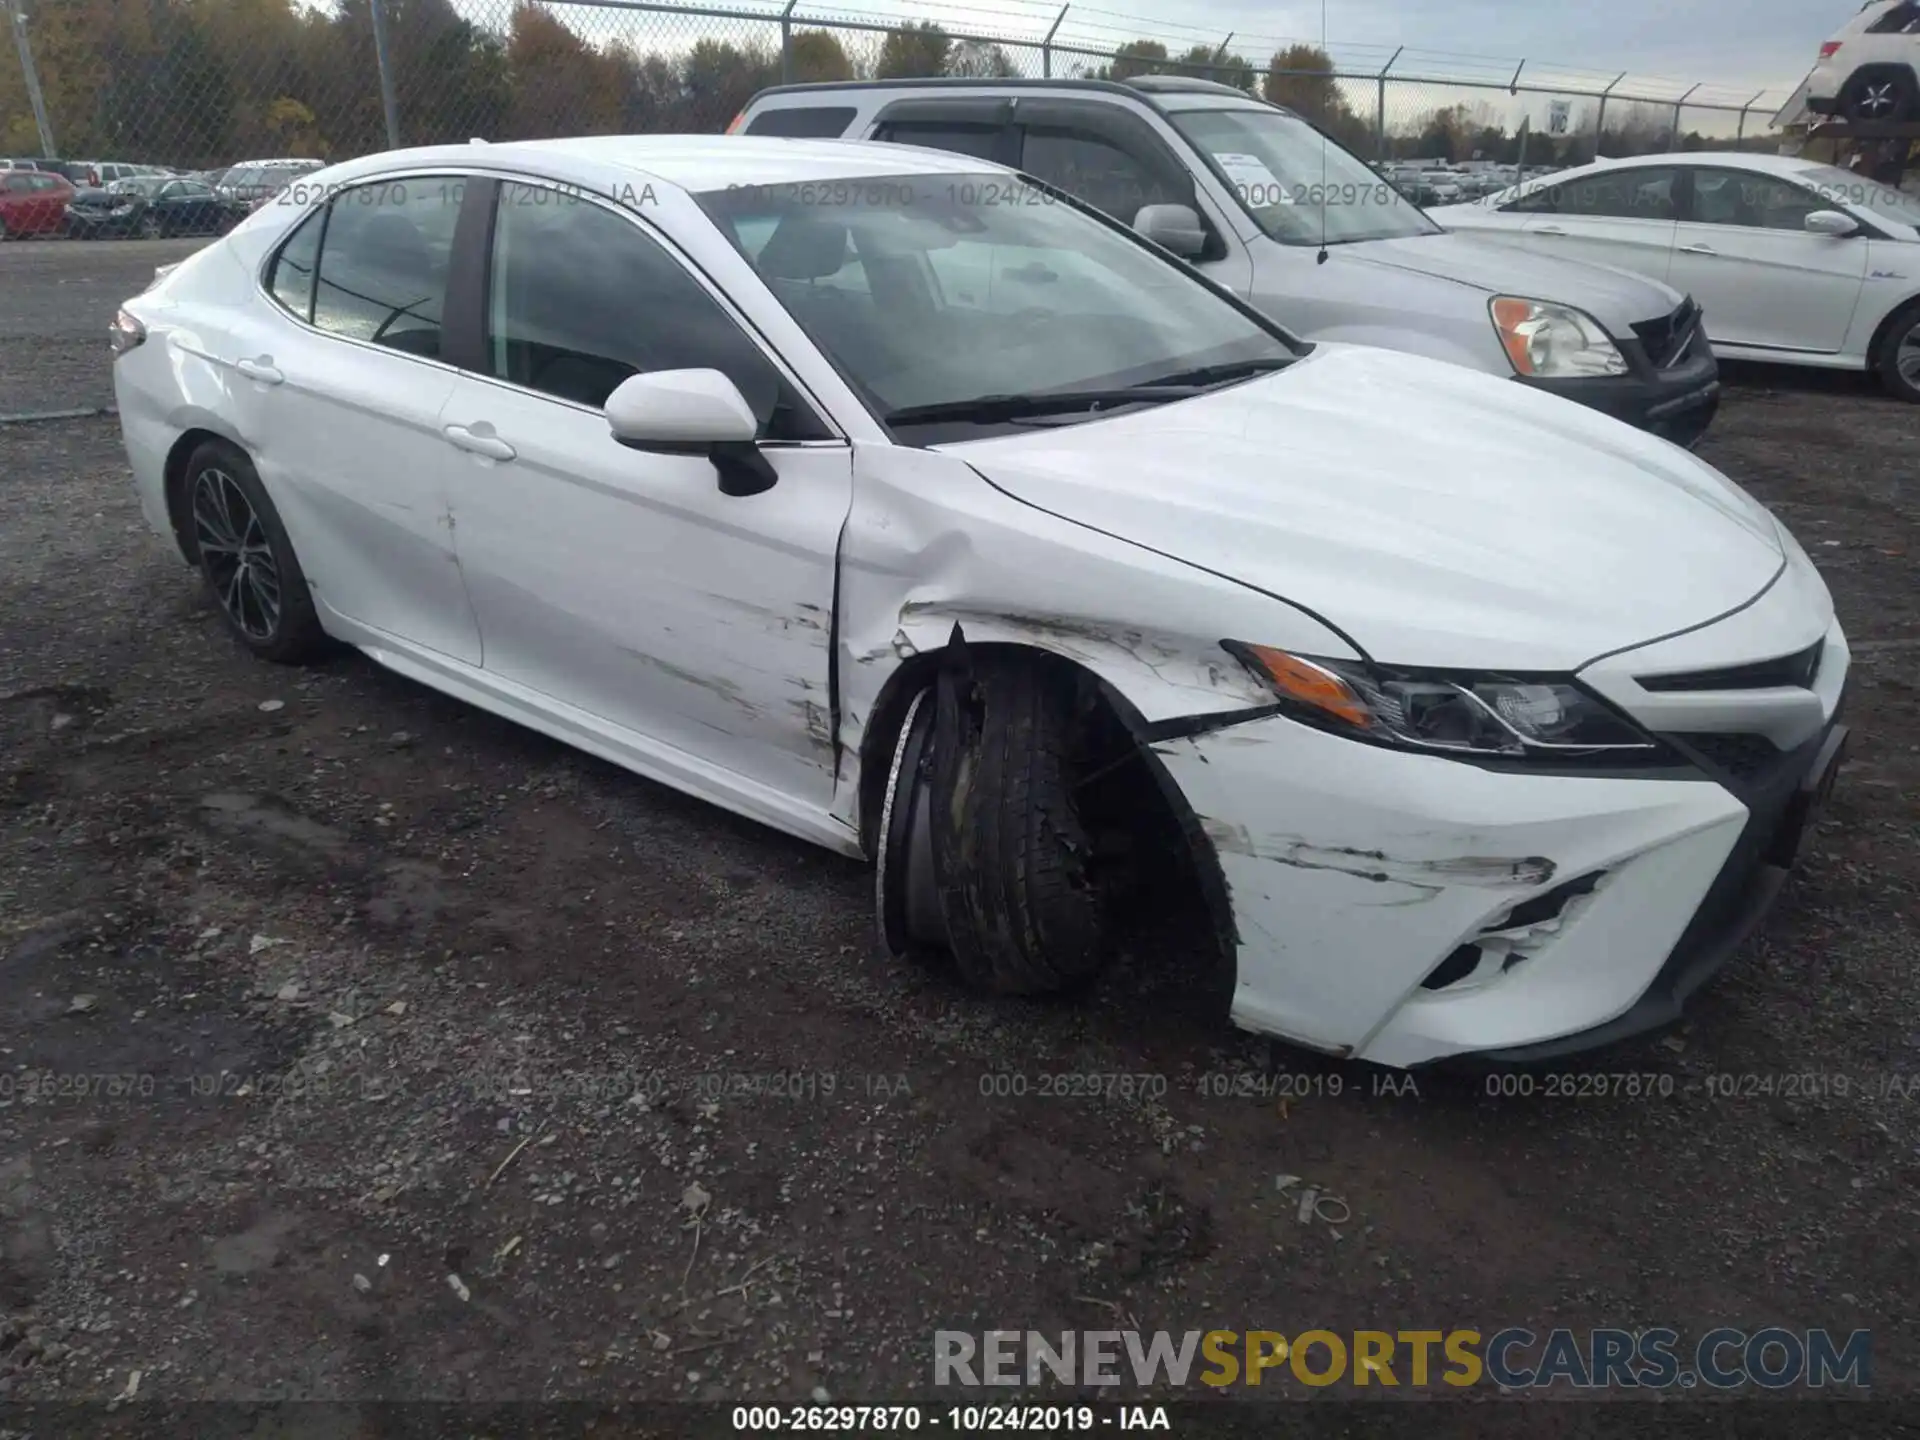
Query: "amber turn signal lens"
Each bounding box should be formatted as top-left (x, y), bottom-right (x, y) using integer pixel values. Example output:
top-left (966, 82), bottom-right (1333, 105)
top-left (1234, 644), bottom-right (1374, 729)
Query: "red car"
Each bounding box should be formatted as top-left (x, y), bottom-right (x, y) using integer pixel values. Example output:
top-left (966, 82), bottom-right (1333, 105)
top-left (0, 170), bottom-right (75, 239)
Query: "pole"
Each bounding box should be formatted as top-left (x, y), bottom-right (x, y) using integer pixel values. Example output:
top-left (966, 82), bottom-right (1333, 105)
top-left (780, 0), bottom-right (797, 83)
top-left (1594, 71), bottom-right (1626, 161)
top-left (369, 0), bottom-right (401, 150)
top-left (8, 2), bottom-right (55, 156)
top-left (1735, 88), bottom-right (1765, 146)
top-left (1508, 59), bottom-right (1524, 94)
top-left (1376, 45), bottom-right (1401, 161)
top-left (1669, 82), bottom-right (1700, 152)
top-left (1041, 4), bottom-right (1067, 79)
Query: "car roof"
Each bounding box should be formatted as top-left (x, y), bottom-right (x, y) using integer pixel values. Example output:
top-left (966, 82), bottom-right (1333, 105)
top-left (324, 134), bottom-right (1007, 192)
top-left (1578, 151), bottom-right (1852, 178)
top-left (747, 75), bottom-right (1286, 118)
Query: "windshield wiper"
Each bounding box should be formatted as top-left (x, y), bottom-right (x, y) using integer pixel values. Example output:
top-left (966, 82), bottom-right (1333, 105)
top-left (883, 385), bottom-right (1201, 428)
top-left (1139, 356), bottom-right (1295, 388)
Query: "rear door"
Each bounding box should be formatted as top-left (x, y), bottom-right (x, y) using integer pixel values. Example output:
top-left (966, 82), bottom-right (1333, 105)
top-left (1499, 164), bottom-right (1681, 282)
top-left (231, 175), bottom-right (483, 662)
top-left (1668, 166), bottom-right (1868, 353)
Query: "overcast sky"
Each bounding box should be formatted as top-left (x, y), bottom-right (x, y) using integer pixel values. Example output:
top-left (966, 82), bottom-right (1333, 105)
top-left (1091, 0), bottom-right (1862, 90)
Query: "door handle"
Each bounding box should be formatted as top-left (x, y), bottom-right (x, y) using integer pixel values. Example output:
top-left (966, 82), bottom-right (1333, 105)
top-left (235, 357), bottom-right (283, 385)
top-left (1532, 224), bottom-right (1567, 235)
top-left (1680, 243), bottom-right (1717, 255)
top-left (443, 423), bottom-right (516, 462)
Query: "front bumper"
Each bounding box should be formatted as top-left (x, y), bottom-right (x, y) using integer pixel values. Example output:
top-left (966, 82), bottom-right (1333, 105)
top-left (1519, 337), bottom-right (1721, 450)
top-left (1152, 610), bottom-right (1849, 1068)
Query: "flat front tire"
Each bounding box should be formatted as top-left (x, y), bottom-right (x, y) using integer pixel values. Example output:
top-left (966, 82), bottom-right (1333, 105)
top-left (926, 655), bottom-right (1109, 995)
top-left (180, 440), bottom-right (327, 664)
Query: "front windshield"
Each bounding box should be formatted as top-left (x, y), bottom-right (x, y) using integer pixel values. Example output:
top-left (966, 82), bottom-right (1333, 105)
top-left (111, 176), bottom-right (165, 197)
top-left (698, 173), bottom-right (1297, 422)
top-left (1164, 105), bottom-right (1440, 245)
top-left (1792, 162), bottom-right (1920, 233)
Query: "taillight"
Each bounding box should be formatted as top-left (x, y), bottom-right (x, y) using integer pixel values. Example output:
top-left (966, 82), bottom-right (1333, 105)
top-left (724, 110), bottom-right (746, 135)
top-left (109, 307), bottom-right (146, 358)
top-left (1820, 41), bottom-right (1843, 58)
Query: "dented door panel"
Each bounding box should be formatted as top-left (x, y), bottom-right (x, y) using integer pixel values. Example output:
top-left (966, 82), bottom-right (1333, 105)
top-left (1153, 712), bottom-right (1747, 1065)
top-left (442, 375), bottom-right (855, 811)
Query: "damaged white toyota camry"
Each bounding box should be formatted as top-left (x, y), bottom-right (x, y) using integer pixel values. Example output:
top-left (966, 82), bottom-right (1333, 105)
top-left (112, 136), bottom-right (1850, 1067)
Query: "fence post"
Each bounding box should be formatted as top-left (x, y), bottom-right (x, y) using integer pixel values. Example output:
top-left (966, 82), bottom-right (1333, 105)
top-left (780, 0), bottom-right (797, 84)
top-left (1041, 4), bottom-right (1068, 79)
top-left (1669, 82), bottom-right (1699, 151)
top-left (1594, 71), bottom-right (1625, 160)
top-left (1735, 88), bottom-right (1765, 146)
top-left (8, 1), bottom-right (55, 156)
top-left (1376, 46), bottom-right (1402, 161)
top-left (369, 0), bottom-right (402, 149)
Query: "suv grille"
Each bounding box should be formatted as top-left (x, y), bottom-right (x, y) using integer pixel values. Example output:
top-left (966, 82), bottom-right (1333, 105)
top-left (1638, 640), bottom-right (1823, 693)
top-left (1632, 299), bottom-right (1702, 369)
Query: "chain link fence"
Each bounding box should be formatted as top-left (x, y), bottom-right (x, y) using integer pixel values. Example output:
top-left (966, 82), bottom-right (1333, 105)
top-left (3, 0), bottom-right (1795, 176)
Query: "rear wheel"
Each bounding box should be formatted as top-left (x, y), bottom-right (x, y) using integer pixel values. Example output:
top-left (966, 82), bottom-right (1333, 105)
top-left (181, 440), bottom-right (327, 663)
top-left (1843, 69), bottom-right (1917, 122)
top-left (1879, 300), bottom-right (1920, 405)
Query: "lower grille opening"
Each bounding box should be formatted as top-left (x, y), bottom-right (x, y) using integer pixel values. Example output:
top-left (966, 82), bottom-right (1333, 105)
top-left (1671, 731), bottom-right (1784, 784)
top-left (1421, 870), bottom-right (1608, 992)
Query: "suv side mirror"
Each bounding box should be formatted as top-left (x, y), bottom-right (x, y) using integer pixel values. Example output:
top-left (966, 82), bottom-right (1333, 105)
top-left (1133, 203), bottom-right (1207, 259)
top-left (1804, 209), bottom-right (1860, 236)
top-left (605, 369), bottom-right (777, 497)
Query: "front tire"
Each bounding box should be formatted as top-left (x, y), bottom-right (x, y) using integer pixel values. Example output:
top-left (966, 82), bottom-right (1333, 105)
top-left (1879, 300), bottom-right (1920, 405)
top-left (137, 211), bottom-right (163, 240)
top-left (926, 655), bottom-right (1109, 995)
top-left (180, 440), bottom-right (327, 663)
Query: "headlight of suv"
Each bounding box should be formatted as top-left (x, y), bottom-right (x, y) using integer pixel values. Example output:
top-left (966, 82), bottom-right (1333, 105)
top-left (1490, 296), bottom-right (1628, 379)
top-left (1224, 643), bottom-right (1662, 759)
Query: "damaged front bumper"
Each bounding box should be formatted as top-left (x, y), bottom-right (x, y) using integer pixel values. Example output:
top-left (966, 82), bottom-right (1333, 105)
top-left (1150, 673), bottom-right (1848, 1069)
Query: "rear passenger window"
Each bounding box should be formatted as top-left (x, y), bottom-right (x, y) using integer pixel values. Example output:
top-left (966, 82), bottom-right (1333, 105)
top-left (745, 107), bottom-right (857, 138)
top-left (310, 180), bottom-right (461, 356)
top-left (873, 122), bottom-right (1005, 162)
top-left (268, 209), bottom-right (324, 321)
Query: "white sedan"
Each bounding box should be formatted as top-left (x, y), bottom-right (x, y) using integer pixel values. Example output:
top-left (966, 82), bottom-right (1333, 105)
top-left (1429, 152), bottom-right (1920, 402)
top-left (111, 135), bottom-right (1849, 1067)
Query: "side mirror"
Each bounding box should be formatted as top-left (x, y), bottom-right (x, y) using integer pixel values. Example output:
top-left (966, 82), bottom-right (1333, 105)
top-left (1133, 203), bottom-right (1207, 259)
top-left (1804, 209), bottom-right (1860, 237)
top-left (605, 368), bottom-right (776, 498)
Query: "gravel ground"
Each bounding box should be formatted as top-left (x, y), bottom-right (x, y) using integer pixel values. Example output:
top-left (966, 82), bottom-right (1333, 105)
top-left (1, 240), bottom-right (1918, 1419)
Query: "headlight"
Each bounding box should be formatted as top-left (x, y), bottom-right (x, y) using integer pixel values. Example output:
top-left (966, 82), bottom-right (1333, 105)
top-left (1223, 643), bottom-right (1662, 759)
top-left (109, 307), bottom-right (146, 358)
top-left (1490, 296), bottom-right (1628, 379)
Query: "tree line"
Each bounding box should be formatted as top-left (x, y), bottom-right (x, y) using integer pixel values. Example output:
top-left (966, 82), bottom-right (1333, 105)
top-left (1, 0), bottom-right (1745, 168)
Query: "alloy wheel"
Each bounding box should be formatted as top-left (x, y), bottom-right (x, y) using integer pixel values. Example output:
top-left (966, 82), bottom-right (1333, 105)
top-left (1858, 81), bottom-right (1896, 116)
top-left (1899, 321), bottom-right (1920, 389)
top-left (191, 468), bottom-right (280, 640)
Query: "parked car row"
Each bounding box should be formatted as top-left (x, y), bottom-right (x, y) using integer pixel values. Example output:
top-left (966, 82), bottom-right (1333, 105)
top-left (735, 76), bottom-right (1722, 441)
top-left (0, 156), bottom-right (324, 241)
top-left (109, 120), bottom-right (1851, 1067)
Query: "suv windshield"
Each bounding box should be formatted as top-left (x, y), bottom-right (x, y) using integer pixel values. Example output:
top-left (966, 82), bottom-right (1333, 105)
top-left (1165, 105), bottom-right (1440, 245)
top-left (698, 172), bottom-right (1298, 428)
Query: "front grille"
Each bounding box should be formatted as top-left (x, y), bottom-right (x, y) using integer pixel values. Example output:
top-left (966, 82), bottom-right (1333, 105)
top-left (1632, 299), bottom-right (1701, 369)
top-left (1638, 640), bottom-right (1823, 693)
top-left (1669, 731), bottom-right (1785, 785)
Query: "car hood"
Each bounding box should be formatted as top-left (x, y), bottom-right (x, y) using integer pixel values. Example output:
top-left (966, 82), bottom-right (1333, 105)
top-left (1338, 230), bottom-right (1684, 332)
top-left (943, 344), bottom-right (1784, 672)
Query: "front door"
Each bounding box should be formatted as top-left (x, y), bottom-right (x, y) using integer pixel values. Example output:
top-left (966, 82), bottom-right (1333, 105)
top-left (436, 179), bottom-right (853, 808)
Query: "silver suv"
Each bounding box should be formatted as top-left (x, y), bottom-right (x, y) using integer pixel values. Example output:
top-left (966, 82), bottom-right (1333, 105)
top-left (734, 76), bottom-right (1722, 446)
